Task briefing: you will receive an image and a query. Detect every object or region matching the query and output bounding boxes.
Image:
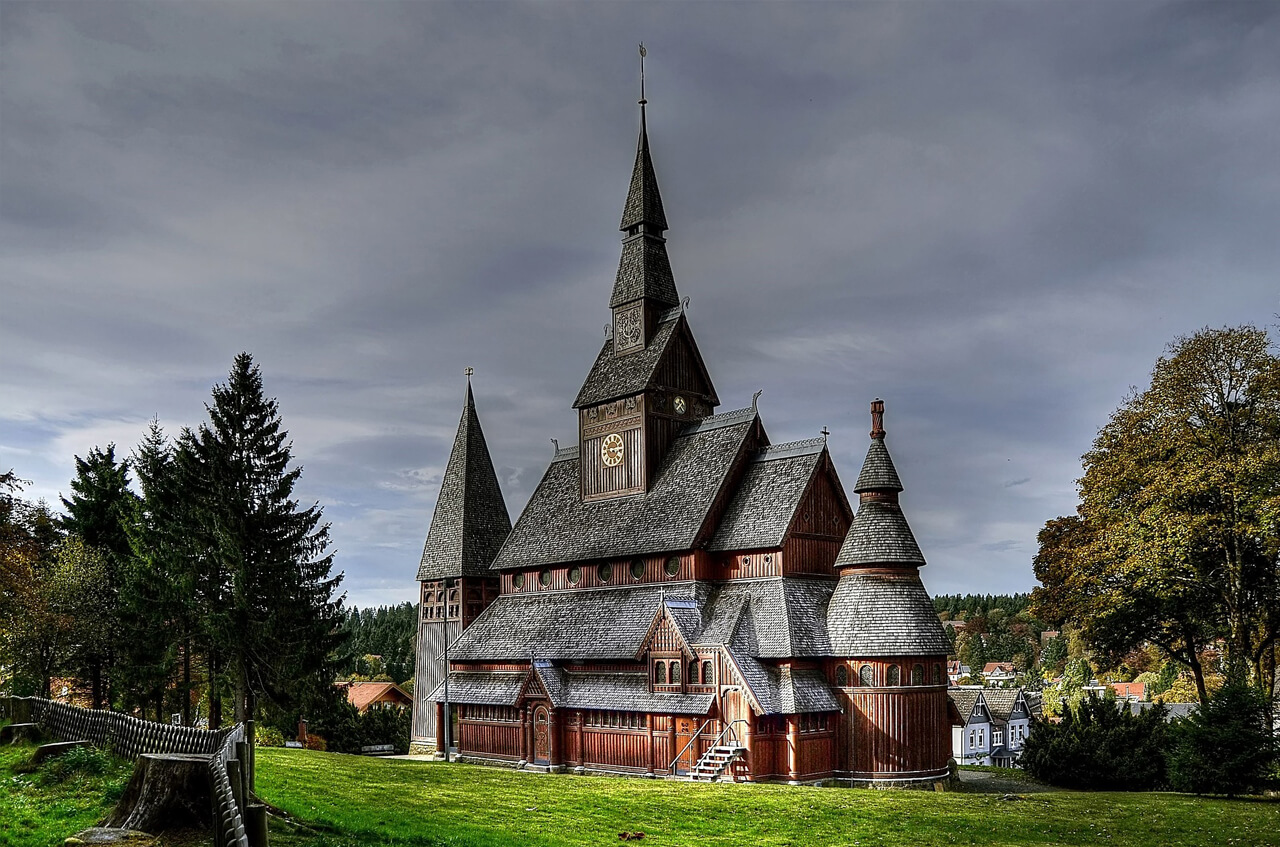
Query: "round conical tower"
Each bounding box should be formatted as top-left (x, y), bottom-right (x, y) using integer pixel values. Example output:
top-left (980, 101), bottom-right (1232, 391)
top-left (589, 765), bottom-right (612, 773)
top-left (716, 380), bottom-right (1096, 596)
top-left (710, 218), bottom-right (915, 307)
top-left (826, 400), bottom-right (951, 786)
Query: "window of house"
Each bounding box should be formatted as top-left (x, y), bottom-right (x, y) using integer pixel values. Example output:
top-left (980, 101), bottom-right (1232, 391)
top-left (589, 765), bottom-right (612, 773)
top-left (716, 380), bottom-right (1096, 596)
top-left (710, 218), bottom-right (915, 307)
top-left (655, 661), bottom-right (667, 685)
top-left (688, 661), bottom-right (699, 684)
top-left (886, 665), bottom-right (901, 686)
top-left (978, 729), bottom-right (985, 747)
top-left (994, 730), bottom-right (1003, 745)
top-left (670, 660), bottom-right (681, 685)
top-left (912, 664), bottom-right (924, 686)
top-left (969, 730), bottom-right (975, 748)
top-left (702, 660), bottom-right (713, 685)
top-left (835, 665), bottom-right (848, 687)
top-left (859, 665), bottom-right (874, 687)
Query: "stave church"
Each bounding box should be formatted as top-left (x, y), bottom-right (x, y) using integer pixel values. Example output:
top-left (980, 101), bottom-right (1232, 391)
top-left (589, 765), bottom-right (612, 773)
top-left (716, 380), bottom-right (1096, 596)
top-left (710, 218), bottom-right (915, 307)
top-left (410, 89), bottom-right (953, 786)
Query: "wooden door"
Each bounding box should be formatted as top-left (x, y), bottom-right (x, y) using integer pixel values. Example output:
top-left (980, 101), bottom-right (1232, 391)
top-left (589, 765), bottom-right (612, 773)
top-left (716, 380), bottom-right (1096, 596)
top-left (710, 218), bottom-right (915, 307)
top-left (532, 706), bottom-right (550, 765)
top-left (674, 716), bottom-right (698, 775)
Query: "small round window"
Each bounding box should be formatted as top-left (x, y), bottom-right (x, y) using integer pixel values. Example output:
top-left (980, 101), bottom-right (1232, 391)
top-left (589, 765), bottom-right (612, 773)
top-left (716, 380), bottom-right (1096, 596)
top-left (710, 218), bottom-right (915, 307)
top-left (538, 569), bottom-right (552, 588)
top-left (568, 566), bottom-right (582, 586)
top-left (630, 559), bottom-right (645, 580)
top-left (597, 563), bottom-right (612, 583)
top-left (664, 556), bottom-right (680, 577)
top-left (512, 573), bottom-right (525, 590)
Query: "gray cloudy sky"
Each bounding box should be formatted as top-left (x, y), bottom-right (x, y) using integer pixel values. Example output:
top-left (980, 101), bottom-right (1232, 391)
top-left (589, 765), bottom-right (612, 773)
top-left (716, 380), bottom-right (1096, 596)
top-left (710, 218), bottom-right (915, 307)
top-left (3, 2), bottom-right (1277, 609)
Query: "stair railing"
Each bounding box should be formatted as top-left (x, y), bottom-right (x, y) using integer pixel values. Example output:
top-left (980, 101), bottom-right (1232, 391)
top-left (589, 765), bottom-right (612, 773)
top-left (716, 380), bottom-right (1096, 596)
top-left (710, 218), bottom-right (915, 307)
top-left (669, 718), bottom-right (750, 772)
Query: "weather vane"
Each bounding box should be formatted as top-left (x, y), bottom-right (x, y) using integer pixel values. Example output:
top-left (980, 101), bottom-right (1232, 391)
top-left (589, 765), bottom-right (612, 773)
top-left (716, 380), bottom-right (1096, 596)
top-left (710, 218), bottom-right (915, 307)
top-left (464, 367), bottom-right (474, 379)
top-left (639, 43), bottom-right (647, 105)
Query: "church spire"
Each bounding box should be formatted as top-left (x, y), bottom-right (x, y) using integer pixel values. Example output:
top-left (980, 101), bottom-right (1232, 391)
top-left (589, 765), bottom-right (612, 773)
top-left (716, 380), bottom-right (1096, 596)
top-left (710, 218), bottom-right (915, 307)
top-left (836, 400), bottom-right (923, 568)
top-left (417, 373), bottom-right (512, 580)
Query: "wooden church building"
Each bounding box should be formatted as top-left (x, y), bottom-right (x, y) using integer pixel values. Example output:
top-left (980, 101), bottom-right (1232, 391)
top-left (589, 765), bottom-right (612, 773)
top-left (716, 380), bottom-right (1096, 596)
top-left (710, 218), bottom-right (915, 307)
top-left (411, 96), bottom-right (953, 786)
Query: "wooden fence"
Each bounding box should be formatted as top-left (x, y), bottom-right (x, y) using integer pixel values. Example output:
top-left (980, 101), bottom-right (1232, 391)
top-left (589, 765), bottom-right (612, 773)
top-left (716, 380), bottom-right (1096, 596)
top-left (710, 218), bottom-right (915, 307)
top-left (1, 696), bottom-right (250, 847)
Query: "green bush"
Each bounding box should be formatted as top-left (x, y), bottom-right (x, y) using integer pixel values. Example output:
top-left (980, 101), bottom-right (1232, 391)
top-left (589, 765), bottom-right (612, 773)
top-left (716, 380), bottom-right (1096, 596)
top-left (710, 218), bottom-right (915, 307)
top-left (256, 725), bottom-right (287, 747)
top-left (1020, 697), bottom-right (1169, 790)
top-left (1166, 681), bottom-right (1277, 796)
top-left (38, 745), bottom-right (116, 785)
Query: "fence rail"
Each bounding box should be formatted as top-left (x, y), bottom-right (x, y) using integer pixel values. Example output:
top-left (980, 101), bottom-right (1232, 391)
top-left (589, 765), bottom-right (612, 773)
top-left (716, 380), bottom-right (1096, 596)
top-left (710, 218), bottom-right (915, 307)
top-left (1, 696), bottom-right (250, 847)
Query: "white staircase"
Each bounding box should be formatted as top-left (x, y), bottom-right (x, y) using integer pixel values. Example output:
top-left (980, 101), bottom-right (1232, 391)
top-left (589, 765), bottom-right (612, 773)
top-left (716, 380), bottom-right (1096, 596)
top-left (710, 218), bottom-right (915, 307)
top-left (689, 744), bottom-right (747, 781)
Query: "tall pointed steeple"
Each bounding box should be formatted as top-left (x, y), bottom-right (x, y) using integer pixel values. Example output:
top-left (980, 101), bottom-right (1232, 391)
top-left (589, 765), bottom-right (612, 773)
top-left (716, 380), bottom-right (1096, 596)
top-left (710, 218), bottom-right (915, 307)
top-left (837, 400), bottom-right (924, 568)
top-left (417, 376), bottom-right (512, 580)
top-left (611, 49), bottom-right (679, 329)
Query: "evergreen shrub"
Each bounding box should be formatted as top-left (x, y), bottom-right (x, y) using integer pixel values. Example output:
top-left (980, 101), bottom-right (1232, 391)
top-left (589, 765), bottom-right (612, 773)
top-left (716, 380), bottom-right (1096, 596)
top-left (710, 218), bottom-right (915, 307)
top-left (1166, 681), bottom-right (1277, 796)
top-left (1020, 697), bottom-right (1168, 790)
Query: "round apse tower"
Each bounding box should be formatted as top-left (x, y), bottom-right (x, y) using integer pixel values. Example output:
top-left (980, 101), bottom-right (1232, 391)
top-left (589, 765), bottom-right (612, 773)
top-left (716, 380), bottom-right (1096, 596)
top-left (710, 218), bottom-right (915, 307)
top-left (826, 400), bottom-right (952, 786)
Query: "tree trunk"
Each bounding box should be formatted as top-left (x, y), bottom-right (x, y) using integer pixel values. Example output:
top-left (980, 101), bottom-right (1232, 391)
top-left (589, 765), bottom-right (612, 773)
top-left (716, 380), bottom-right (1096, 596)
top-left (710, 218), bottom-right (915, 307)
top-left (182, 639), bottom-right (192, 727)
top-left (106, 753), bottom-right (214, 833)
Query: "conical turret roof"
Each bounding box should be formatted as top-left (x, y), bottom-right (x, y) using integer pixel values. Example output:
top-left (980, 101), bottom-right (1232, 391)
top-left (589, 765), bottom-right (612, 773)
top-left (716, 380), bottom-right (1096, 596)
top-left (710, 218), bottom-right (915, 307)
top-left (417, 381), bottom-right (512, 580)
top-left (834, 400), bottom-right (925, 568)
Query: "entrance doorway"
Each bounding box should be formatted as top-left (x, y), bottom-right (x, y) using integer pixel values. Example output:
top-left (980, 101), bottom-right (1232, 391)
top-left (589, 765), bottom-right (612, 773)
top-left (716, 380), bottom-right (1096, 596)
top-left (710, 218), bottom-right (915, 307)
top-left (532, 705), bottom-right (550, 765)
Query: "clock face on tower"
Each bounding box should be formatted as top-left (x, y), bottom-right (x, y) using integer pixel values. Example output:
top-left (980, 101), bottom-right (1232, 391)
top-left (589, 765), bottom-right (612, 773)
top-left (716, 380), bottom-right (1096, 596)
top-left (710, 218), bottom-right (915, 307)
top-left (601, 433), bottom-right (625, 467)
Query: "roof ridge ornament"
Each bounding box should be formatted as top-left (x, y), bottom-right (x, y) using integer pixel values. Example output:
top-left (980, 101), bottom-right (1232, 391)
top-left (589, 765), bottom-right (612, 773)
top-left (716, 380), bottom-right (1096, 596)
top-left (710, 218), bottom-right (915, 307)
top-left (752, 389), bottom-right (763, 411)
top-left (870, 398), bottom-right (885, 440)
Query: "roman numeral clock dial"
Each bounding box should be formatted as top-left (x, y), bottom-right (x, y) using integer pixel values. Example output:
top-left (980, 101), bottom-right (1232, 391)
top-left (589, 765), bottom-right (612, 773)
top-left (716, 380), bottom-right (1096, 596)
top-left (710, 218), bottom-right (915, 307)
top-left (601, 433), bottom-right (625, 467)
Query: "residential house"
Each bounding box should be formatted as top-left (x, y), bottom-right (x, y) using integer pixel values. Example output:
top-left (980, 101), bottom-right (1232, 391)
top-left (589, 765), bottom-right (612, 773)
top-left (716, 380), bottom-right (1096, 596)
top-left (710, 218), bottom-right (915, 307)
top-left (1109, 682), bottom-right (1146, 702)
top-left (949, 688), bottom-right (1038, 767)
top-left (982, 662), bottom-right (1017, 686)
top-left (342, 681), bottom-right (413, 713)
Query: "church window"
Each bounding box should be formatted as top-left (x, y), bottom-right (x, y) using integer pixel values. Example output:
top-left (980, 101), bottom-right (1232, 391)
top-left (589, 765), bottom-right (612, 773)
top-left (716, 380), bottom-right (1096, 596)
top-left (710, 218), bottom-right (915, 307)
top-left (912, 664), bottom-right (924, 686)
top-left (859, 665), bottom-right (874, 687)
top-left (835, 665), bottom-right (848, 687)
top-left (598, 563), bottom-right (612, 583)
top-left (568, 566), bottom-right (581, 586)
top-left (539, 569), bottom-right (552, 588)
top-left (630, 559), bottom-right (646, 580)
top-left (689, 662), bottom-right (698, 684)
top-left (655, 662), bottom-right (667, 685)
top-left (665, 556), bottom-right (680, 577)
top-left (763, 554), bottom-right (773, 565)
top-left (702, 660), bottom-right (713, 684)
top-left (741, 556), bottom-right (750, 566)
top-left (886, 665), bottom-right (901, 686)
top-left (933, 664), bottom-right (943, 685)
top-left (512, 573), bottom-right (525, 590)
top-left (670, 661), bottom-right (681, 685)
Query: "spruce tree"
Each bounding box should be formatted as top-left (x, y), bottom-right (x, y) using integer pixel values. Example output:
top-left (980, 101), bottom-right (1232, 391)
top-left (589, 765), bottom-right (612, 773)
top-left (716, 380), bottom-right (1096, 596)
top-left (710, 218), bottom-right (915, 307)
top-left (60, 444), bottom-right (137, 707)
top-left (181, 353), bottom-right (345, 732)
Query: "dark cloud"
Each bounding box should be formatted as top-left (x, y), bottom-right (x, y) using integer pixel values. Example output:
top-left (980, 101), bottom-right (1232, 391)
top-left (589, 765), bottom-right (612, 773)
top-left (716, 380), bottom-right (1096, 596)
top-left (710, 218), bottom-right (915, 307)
top-left (3, 1), bottom-right (1277, 607)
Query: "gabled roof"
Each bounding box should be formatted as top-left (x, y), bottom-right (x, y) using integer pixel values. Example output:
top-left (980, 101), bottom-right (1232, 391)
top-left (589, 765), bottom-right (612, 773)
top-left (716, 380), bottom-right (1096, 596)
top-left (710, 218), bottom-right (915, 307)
top-left (826, 571), bottom-right (950, 656)
top-left (343, 681), bottom-right (412, 713)
top-left (417, 383), bottom-right (513, 580)
top-left (448, 584), bottom-right (700, 661)
top-left (573, 312), bottom-right (717, 408)
top-left (698, 579), bottom-right (835, 658)
top-left (708, 439), bottom-right (834, 551)
top-left (981, 688), bottom-right (1041, 722)
top-left (949, 689), bottom-right (993, 726)
top-left (491, 408), bottom-right (757, 570)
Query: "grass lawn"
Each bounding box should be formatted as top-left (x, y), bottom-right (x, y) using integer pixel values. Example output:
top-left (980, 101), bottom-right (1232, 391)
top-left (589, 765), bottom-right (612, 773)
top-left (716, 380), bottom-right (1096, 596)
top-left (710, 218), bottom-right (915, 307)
top-left (0, 741), bottom-right (133, 847)
top-left (256, 748), bottom-right (1279, 847)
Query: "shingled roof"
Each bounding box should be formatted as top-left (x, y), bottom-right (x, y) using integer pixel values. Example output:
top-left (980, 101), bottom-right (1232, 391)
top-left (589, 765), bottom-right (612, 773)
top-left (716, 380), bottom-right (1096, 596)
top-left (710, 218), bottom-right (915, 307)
top-left (854, 438), bottom-right (903, 493)
top-left (826, 571), bottom-right (950, 656)
top-left (491, 408), bottom-right (758, 570)
top-left (573, 312), bottom-right (717, 408)
top-left (417, 383), bottom-right (513, 580)
top-left (708, 439), bottom-right (829, 551)
top-left (430, 669), bottom-right (714, 715)
top-left (620, 122), bottom-right (667, 234)
top-left (834, 499), bottom-right (925, 567)
top-left (611, 234), bottom-right (680, 310)
top-left (698, 579), bottom-right (835, 658)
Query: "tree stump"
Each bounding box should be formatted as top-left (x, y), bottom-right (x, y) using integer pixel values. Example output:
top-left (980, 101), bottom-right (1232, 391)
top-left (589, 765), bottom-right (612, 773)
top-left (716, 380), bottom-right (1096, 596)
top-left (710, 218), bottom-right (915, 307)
top-left (106, 753), bottom-right (214, 833)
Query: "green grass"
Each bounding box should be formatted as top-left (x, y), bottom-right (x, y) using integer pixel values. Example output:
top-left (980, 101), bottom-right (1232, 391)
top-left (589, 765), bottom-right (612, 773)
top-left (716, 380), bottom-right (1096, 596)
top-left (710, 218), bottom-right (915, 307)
top-left (0, 742), bottom-right (133, 847)
top-left (256, 749), bottom-right (1280, 847)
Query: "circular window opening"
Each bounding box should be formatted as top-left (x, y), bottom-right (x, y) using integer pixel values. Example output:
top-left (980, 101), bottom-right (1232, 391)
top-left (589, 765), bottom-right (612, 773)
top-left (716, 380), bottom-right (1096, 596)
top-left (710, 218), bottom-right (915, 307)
top-left (664, 557), bottom-right (680, 577)
top-left (763, 554), bottom-right (773, 565)
top-left (538, 569), bottom-right (552, 588)
top-left (568, 566), bottom-right (582, 586)
top-left (630, 559), bottom-right (645, 580)
top-left (741, 556), bottom-right (750, 566)
top-left (597, 563), bottom-right (612, 583)
top-left (512, 573), bottom-right (525, 590)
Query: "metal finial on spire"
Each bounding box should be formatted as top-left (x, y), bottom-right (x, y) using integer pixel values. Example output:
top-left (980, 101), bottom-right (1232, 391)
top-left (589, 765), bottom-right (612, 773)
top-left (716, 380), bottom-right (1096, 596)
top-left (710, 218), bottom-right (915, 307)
top-left (870, 398), bottom-right (886, 439)
top-left (464, 366), bottom-right (474, 380)
top-left (638, 43), bottom-right (647, 104)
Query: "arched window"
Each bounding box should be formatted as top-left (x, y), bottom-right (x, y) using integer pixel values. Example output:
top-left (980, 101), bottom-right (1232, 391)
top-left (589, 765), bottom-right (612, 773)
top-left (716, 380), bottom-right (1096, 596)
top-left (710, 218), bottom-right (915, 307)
top-left (702, 660), bottom-right (713, 685)
top-left (886, 665), bottom-right (901, 686)
top-left (859, 665), bottom-right (874, 687)
top-left (835, 665), bottom-right (848, 687)
top-left (688, 661), bottom-right (699, 684)
top-left (670, 660), bottom-right (681, 685)
top-left (912, 664), bottom-right (924, 686)
top-left (655, 661), bottom-right (667, 685)
top-left (933, 663), bottom-right (943, 685)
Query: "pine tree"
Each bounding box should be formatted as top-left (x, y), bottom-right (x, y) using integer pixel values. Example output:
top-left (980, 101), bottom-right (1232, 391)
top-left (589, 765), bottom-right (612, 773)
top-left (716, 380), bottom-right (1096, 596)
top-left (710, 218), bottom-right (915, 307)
top-left (60, 444), bottom-right (137, 707)
top-left (180, 353), bottom-right (345, 732)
